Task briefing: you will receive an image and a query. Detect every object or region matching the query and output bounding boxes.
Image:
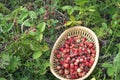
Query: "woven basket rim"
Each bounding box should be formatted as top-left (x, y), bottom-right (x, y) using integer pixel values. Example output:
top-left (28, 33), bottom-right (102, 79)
top-left (50, 26), bottom-right (99, 80)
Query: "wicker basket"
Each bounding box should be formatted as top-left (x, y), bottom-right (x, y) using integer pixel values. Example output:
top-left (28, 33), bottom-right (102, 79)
top-left (50, 26), bottom-right (99, 80)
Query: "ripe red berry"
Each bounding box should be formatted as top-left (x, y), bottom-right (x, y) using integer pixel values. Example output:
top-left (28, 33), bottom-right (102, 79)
top-left (70, 69), bottom-right (74, 73)
top-left (76, 58), bottom-right (80, 63)
top-left (79, 43), bottom-right (84, 47)
top-left (63, 49), bottom-right (67, 54)
top-left (56, 66), bottom-right (61, 70)
top-left (64, 69), bottom-right (69, 75)
top-left (89, 60), bottom-right (94, 67)
top-left (74, 65), bottom-right (78, 70)
top-left (82, 37), bottom-right (87, 42)
top-left (89, 42), bottom-right (94, 48)
top-left (63, 63), bottom-right (69, 68)
top-left (85, 61), bottom-right (89, 66)
top-left (74, 62), bottom-right (78, 66)
top-left (56, 54), bottom-right (61, 59)
top-left (70, 74), bottom-right (76, 79)
top-left (65, 44), bottom-right (69, 48)
top-left (70, 44), bottom-right (75, 48)
top-left (79, 58), bottom-right (84, 62)
top-left (59, 70), bottom-right (63, 75)
top-left (59, 47), bottom-right (64, 51)
top-left (70, 63), bottom-right (74, 69)
top-left (91, 49), bottom-right (96, 54)
top-left (65, 40), bottom-right (69, 44)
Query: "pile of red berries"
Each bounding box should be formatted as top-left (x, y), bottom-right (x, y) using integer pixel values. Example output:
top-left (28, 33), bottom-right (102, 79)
top-left (54, 35), bottom-right (96, 79)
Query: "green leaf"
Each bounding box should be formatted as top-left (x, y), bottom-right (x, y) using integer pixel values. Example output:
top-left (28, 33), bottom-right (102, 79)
top-left (32, 51), bottom-right (42, 59)
top-left (107, 67), bottom-right (115, 76)
top-left (116, 43), bottom-right (120, 49)
top-left (0, 78), bottom-right (7, 80)
top-left (113, 46), bottom-right (120, 80)
top-left (23, 19), bottom-right (31, 27)
top-left (18, 19), bottom-right (31, 27)
top-left (1, 54), bottom-right (10, 61)
top-left (112, 14), bottom-right (117, 20)
top-left (39, 7), bottom-right (45, 14)
top-left (115, 30), bottom-right (120, 37)
top-left (42, 45), bottom-right (49, 52)
top-left (39, 61), bottom-right (50, 75)
top-left (102, 62), bottom-right (113, 68)
top-left (0, 54), bottom-right (10, 68)
top-left (91, 77), bottom-right (96, 80)
top-left (62, 6), bottom-right (72, 10)
top-left (6, 23), bottom-right (13, 32)
top-left (29, 11), bottom-right (37, 19)
top-left (73, 6), bottom-right (80, 10)
top-left (37, 22), bottom-right (46, 32)
top-left (7, 56), bottom-right (21, 71)
top-left (70, 15), bottom-right (75, 21)
top-left (62, 6), bottom-right (74, 15)
top-left (39, 68), bottom-right (47, 75)
top-left (64, 21), bottom-right (72, 26)
top-left (43, 61), bottom-right (50, 68)
top-left (89, 9), bottom-right (95, 12)
top-left (108, 29), bottom-right (112, 35)
top-left (74, 0), bottom-right (89, 6)
top-left (36, 33), bottom-right (43, 42)
top-left (29, 31), bottom-right (36, 36)
top-left (29, 42), bottom-right (40, 51)
top-left (112, 21), bottom-right (118, 28)
top-left (102, 23), bottom-right (107, 28)
top-left (20, 12), bottom-right (29, 21)
top-left (113, 48), bottom-right (120, 68)
top-left (0, 13), bottom-right (3, 17)
top-left (29, 43), bottom-right (35, 50)
top-left (67, 8), bottom-right (74, 15)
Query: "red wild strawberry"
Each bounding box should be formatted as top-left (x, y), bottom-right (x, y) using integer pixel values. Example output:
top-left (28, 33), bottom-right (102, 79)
top-left (82, 37), bottom-right (87, 42)
top-left (65, 44), bottom-right (69, 48)
top-left (76, 58), bottom-right (80, 63)
top-left (64, 69), bottom-right (69, 75)
top-left (85, 61), bottom-right (89, 66)
top-left (79, 58), bottom-right (84, 62)
top-left (70, 69), bottom-right (74, 73)
top-left (56, 54), bottom-right (61, 59)
top-left (59, 70), bottom-right (63, 75)
top-left (63, 63), bottom-right (69, 68)
top-left (74, 65), bottom-right (78, 70)
top-left (65, 40), bottom-right (69, 44)
top-left (56, 66), bottom-right (61, 70)
top-left (74, 62), bottom-right (78, 66)
top-left (70, 74), bottom-right (76, 79)
top-left (59, 47), bottom-right (64, 51)
top-left (88, 42), bottom-right (94, 48)
top-left (89, 60), bottom-right (94, 67)
top-left (70, 63), bottom-right (74, 69)
top-left (79, 43), bottom-right (84, 47)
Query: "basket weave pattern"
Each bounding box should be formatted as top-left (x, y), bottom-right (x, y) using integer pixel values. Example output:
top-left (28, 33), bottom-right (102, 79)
top-left (50, 26), bottom-right (99, 80)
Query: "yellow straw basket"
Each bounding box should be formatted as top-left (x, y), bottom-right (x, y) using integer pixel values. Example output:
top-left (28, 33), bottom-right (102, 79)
top-left (50, 26), bottom-right (99, 80)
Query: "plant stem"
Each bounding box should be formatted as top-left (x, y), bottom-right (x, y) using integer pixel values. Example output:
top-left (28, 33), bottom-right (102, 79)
top-left (105, 24), bottom-right (118, 54)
